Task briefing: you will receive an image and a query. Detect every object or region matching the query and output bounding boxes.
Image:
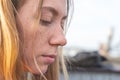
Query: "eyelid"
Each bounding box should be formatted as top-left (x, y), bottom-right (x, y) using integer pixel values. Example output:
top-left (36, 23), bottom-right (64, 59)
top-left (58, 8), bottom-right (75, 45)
top-left (61, 15), bottom-right (67, 29)
top-left (62, 16), bottom-right (67, 20)
top-left (40, 19), bottom-right (52, 26)
top-left (40, 16), bottom-right (52, 22)
top-left (40, 7), bottom-right (67, 28)
top-left (61, 20), bottom-right (66, 30)
top-left (40, 9), bottom-right (54, 22)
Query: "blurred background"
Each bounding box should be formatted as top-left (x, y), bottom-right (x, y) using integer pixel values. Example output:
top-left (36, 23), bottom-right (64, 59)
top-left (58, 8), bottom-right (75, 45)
top-left (61, 0), bottom-right (120, 80)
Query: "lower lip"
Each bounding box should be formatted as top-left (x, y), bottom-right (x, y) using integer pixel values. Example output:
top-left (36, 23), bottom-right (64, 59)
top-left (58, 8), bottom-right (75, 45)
top-left (42, 56), bottom-right (55, 64)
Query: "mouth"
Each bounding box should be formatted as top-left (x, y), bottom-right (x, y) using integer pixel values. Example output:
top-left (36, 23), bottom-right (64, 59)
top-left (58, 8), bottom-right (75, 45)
top-left (41, 54), bottom-right (56, 64)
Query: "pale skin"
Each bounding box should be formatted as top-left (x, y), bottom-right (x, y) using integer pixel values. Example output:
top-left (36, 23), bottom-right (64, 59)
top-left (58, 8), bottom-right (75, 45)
top-left (16, 0), bottom-right (67, 74)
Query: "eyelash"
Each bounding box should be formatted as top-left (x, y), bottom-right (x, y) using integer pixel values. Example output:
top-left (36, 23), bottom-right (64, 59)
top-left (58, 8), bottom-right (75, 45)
top-left (40, 19), bottom-right (65, 30)
top-left (40, 19), bottom-right (52, 26)
top-left (61, 20), bottom-right (65, 30)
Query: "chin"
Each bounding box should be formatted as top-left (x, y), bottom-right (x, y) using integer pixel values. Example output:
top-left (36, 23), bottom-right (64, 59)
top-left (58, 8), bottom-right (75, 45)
top-left (32, 65), bottom-right (49, 75)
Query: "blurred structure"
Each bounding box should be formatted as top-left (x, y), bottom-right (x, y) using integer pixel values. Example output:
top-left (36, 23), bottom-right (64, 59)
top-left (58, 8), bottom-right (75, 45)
top-left (66, 51), bottom-right (106, 68)
top-left (61, 47), bottom-right (120, 80)
top-left (62, 27), bottom-right (120, 80)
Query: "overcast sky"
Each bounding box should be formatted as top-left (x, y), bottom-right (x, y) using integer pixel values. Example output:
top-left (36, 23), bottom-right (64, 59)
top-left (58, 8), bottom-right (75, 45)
top-left (65, 0), bottom-right (120, 52)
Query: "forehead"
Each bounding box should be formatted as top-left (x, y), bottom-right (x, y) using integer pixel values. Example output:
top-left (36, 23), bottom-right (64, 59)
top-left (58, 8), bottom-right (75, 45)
top-left (42, 0), bottom-right (67, 16)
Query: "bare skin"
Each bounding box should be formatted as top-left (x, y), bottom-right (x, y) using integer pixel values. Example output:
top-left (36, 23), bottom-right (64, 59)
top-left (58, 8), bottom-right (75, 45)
top-left (16, 0), bottom-right (67, 74)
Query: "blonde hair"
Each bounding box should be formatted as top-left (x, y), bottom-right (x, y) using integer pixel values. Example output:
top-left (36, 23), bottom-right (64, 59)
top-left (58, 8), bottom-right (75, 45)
top-left (0, 0), bottom-right (69, 80)
top-left (0, 0), bottom-right (20, 80)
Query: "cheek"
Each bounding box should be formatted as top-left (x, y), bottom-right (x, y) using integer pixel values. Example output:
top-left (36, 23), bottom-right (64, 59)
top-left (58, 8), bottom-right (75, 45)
top-left (23, 28), bottom-right (37, 56)
top-left (19, 23), bottom-right (38, 62)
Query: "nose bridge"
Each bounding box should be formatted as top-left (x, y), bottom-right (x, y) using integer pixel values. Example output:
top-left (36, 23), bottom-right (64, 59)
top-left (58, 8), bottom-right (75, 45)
top-left (50, 24), bottom-right (67, 46)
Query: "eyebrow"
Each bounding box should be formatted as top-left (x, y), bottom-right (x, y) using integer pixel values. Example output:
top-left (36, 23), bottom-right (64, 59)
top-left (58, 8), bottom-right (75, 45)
top-left (41, 7), bottom-right (67, 20)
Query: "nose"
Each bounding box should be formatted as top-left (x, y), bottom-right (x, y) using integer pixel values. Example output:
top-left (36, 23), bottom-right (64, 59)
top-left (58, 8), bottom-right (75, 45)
top-left (49, 29), bottom-right (67, 46)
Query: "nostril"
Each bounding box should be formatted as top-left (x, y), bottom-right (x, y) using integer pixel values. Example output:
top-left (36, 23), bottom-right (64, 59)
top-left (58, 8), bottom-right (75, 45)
top-left (60, 38), bottom-right (67, 46)
top-left (61, 38), bottom-right (67, 46)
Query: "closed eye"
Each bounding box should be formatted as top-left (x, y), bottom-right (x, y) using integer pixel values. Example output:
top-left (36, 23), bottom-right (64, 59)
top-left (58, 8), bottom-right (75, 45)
top-left (40, 19), bottom-right (52, 26)
top-left (61, 16), bottom-right (67, 29)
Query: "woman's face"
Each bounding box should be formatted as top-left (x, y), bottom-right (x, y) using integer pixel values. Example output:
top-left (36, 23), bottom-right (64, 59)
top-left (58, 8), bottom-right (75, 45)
top-left (16, 0), bottom-right (67, 74)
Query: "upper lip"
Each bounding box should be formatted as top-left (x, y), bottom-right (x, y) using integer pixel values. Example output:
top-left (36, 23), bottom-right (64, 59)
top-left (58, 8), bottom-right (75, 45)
top-left (42, 54), bottom-right (56, 58)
